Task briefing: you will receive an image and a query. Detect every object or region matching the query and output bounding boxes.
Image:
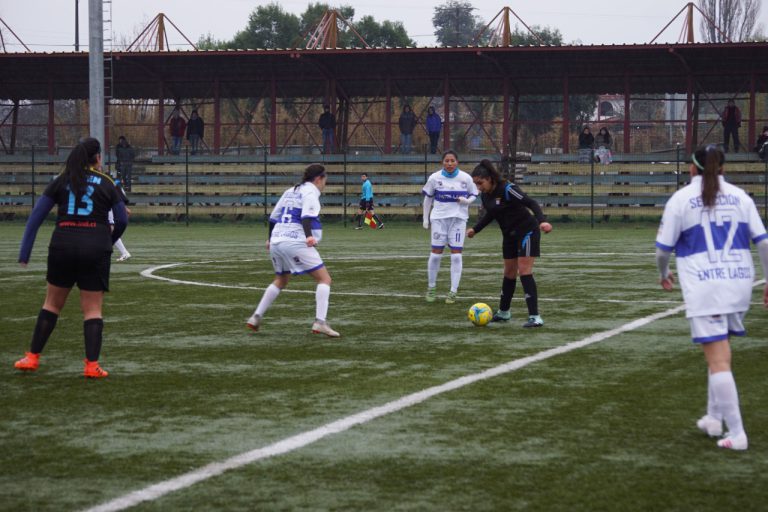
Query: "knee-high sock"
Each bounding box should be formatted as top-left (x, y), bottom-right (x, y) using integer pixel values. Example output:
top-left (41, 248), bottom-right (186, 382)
top-left (373, 214), bottom-right (383, 225)
top-left (710, 371), bottom-right (744, 436)
top-left (114, 238), bottom-right (129, 257)
top-left (449, 253), bottom-right (463, 293)
top-left (707, 370), bottom-right (721, 420)
top-left (30, 309), bottom-right (58, 354)
top-left (520, 274), bottom-right (538, 316)
top-left (427, 253), bottom-right (443, 288)
top-left (315, 283), bottom-right (330, 322)
top-left (84, 318), bottom-right (104, 361)
top-left (499, 277), bottom-right (517, 312)
top-left (254, 284), bottom-right (281, 318)
top-left (356, 214), bottom-right (363, 227)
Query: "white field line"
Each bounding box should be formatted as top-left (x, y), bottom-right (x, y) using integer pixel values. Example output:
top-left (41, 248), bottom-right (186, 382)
top-left (139, 262), bottom-right (683, 305)
top-left (83, 302), bottom-right (687, 512)
top-left (149, 252), bottom-right (655, 262)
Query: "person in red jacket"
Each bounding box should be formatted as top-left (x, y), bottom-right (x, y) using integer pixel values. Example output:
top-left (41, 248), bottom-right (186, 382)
top-left (168, 108), bottom-right (187, 155)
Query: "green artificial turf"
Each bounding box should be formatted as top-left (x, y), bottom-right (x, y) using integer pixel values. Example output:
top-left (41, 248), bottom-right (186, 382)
top-left (1, 221), bottom-right (766, 511)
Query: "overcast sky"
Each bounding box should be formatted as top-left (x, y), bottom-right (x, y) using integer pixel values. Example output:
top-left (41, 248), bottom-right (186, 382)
top-left (1, 0), bottom-right (765, 51)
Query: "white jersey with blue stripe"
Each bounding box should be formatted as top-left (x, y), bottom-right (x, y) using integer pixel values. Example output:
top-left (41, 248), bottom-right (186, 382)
top-left (422, 169), bottom-right (477, 221)
top-left (656, 175), bottom-right (768, 317)
top-left (269, 182), bottom-right (323, 243)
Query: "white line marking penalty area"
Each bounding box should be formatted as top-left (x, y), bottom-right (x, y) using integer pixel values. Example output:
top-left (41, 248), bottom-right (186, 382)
top-left (83, 303), bottom-right (686, 512)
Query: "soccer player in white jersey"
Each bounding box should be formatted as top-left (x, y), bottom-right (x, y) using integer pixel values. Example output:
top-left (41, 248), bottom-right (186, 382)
top-left (247, 164), bottom-right (340, 337)
top-left (656, 145), bottom-right (768, 451)
top-left (422, 150), bottom-right (478, 303)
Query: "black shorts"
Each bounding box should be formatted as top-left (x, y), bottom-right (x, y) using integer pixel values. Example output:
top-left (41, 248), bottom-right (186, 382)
top-left (502, 229), bottom-right (541, 259)
top-left (47, 246), bottom-right (112, 291)
top-left (359, 199), bottom-right (374, 211)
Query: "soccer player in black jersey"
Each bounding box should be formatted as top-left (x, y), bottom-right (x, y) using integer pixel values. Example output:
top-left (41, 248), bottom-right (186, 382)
top-left (466, 159), bottom-right (552, 327)
top-left (15, 138), bottom-right (128, 378)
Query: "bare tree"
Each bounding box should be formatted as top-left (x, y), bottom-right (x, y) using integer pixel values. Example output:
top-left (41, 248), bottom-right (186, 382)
top-left (698, 0), bottom-right (764, 42)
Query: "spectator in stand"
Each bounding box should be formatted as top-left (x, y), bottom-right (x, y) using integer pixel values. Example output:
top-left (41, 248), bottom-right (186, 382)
top-left (595, 127), bottom-right (612, 150)
top-left (721, 99), bottom-right (742, 153)
top-left (399, 104), bottom-right (417, 154)
top-left (186, 110), bottom-right (205, 155)
top-left (578, 126), bottom-right (595, 149)
top-left (578, 126), bottom-right (594, 163)
top-left (594, 127), bottom-right (613, 164)
top-left (115, 135), bottom-right (135, 191)
top-left (426, 106), bottom-right (442, 154)
top-left (318, 104), bottom-right (336, 154)
top-left (168, 108), bottom-right (186, 155)
top-left (753, 125), bottom-right (768, 161)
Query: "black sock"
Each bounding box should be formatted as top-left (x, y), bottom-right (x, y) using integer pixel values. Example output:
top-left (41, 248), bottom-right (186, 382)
top-left (499, 277), bottom-right (516, 311)
top-left (30, 309), bottom-right (59, 354)
top-left (356, 214), bottom-right (363, 227)
top-left (84, 318), bottom-right (104, 362)
top-left (373, 214), bottom-right (383, 225)
top-left (520, 274), bottom-right (538, 316)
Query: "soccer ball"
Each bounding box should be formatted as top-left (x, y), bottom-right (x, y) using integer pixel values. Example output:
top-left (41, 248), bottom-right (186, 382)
top-left (468, 303), bottom-right (493, 327)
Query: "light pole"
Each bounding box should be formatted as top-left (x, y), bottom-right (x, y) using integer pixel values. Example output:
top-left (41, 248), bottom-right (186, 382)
top-left (75, 0), bottom-right (79, 51)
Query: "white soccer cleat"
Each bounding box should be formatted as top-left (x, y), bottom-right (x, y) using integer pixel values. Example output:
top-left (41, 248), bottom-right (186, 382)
top-left (312, 321), bottom-right (340, 338)
top-left (717, 432), bottom-right (748, 451)
top-left (696, 415), bottom-right (723, 437)
top-left (116, 253), bottom-right (131, 262)
top-left (246, 314), bottom-right (261, 332)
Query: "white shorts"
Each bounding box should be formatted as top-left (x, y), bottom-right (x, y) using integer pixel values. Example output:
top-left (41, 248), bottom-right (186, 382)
top-left (688, 312), bottom-right (746, 344)
top-left (431, 218), bottom-right (467, 251)
top-left (270, 240), bottom-right (324, 275)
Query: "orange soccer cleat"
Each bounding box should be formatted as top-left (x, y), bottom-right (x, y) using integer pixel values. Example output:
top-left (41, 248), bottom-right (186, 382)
top-left (83, 359), bottom-right (109, 378)
top-left (14, 352), bottom-right (40, 372)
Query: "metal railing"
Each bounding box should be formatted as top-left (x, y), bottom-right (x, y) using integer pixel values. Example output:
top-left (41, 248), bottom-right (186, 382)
top-left (2, 146), bottom-right (767, 226)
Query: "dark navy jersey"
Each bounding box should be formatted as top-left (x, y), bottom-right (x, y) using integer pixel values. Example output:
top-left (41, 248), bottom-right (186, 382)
top-left (473, 180), bottom-right (546, 236)
top-left (44, 168), bottom-right (121, 251)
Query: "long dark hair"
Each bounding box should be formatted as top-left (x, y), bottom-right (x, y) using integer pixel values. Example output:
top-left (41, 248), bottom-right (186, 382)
top-left (692, 145), bottom-right (725, 208)
top-left (295, 163), bottom-right (326, 190)
top-left (64, 137), bottom-right (101, 196)
top-left (471, 159), bottom-right (502, 187)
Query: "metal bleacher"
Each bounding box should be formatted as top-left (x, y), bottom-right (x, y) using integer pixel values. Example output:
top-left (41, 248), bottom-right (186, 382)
top-left (1, 152), bottom-right (766, 221)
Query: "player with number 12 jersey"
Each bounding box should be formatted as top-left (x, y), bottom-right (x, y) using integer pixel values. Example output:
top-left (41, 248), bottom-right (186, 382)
top-left (656, 174), bottom-right (767, 318)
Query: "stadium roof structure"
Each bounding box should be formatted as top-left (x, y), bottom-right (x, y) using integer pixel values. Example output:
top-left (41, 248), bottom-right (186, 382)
top-left (1, 41), bottom-right (767, 154)
top-left (1, 42), bottom-right (766, 99)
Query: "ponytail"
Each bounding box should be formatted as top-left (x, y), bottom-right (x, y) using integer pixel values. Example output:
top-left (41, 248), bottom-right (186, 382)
top-left (64, 137), bottom-right (101, 196)
top-left (692, 145), bottom-right (724, 208)
top-left (471, 159), bottom-right (502, 186)
top-left (295, 163), bottom-right (326, 190)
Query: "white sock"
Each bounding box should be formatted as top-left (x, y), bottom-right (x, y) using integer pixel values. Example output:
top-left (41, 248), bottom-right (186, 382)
top-left (254, 284), bottom-right (281, 318)
top-left (427, 253), bottom-right (442, 288)
top-left (449, 253), bottom-right (463, 293)
top-left (710, 371), bottom-right (744, 436)
top-left (706, 371), bottom-right (721, 420)
top-left (315, 283), bottom-right (330, 322)
top-left (114, 238), bottom-right (129, 257)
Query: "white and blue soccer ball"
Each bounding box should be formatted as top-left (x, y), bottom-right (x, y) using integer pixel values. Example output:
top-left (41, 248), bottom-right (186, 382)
top-left (468, 303), bottom-right (493, 327)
